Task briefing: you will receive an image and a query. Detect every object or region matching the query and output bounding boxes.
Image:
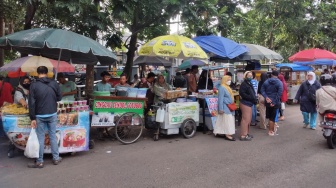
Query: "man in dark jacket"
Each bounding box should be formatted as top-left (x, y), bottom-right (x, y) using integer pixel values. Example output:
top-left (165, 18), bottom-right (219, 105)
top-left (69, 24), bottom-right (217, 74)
top-left (28, 66), bottom-right (62, 168)
top-left (173, 72), bottom-right (187, 88)
top-left (261, 70), bottom-right (283, 136)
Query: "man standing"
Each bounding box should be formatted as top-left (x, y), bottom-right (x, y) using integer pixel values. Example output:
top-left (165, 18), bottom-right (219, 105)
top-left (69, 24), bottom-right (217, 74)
top-left (261, 70), bottom-right (283, 136)
top-left (28, 66), bottom-right (62, 168)
top-left (188, 65), bottom-right (198, 94)
top-left (94, 71), bottom-right (112, 91)
top-left (57, 73), bottom-right (77, 101)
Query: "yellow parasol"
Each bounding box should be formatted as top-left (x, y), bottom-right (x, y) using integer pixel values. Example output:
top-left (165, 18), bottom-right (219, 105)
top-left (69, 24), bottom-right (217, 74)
top-left (139, 35), bottom-right (208, 59)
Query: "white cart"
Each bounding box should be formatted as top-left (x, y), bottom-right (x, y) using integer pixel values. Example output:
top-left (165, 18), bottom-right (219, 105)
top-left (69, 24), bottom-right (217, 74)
top-left (151, 102), bottom-right (199, 141)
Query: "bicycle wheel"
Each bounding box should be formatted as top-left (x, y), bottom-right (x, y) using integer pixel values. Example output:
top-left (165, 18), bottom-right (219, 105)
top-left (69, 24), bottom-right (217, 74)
top-left (115, 112), bottom-right (143, 144)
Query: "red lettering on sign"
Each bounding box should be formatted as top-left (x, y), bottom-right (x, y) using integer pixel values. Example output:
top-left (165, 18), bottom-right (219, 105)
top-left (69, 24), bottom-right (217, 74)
top-left (95, 101), bottom-right (112, 108)
top-left (113, 102), bottom-right (127, 109)
top-left (127, 102), bottom-right (143, 109)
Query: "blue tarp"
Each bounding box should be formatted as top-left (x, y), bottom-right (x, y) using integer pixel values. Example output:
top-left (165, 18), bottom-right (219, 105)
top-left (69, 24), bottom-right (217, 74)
top-left (192, 35), bottom-right (248, 59)
top-left (293, 59), bottom-right (336, 66)
top-left (276, 63), bottom-right (313, 72)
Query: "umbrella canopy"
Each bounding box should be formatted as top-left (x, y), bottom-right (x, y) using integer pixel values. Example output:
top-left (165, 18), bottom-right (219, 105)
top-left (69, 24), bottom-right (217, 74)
top-left (133, 56), bottom-right (172, 66)
top-left (0, 56), bottom-right (75, 73)
top-left (289, 48), bottom-right (336, 62)
top-left (276, 63), bottom-right (313, 72)
top-left (139, 35), bottom-right (207, 59)
top-left (293, 59), bottom-right (336, 66)
top-left (177, 59), bottom-right (207, 70)
top-left (192, 35), bottom-right (248, 59)
top-left (0, 28), bottom-right (117, 65)
top-left (238, 43), bottom-right (283, 60)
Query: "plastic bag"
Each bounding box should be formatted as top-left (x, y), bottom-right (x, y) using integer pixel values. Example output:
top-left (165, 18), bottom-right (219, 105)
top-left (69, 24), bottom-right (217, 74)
top-left (24, 128), bottom-right (40, 158)
top-left (281, 102), bottom-right (286, 110)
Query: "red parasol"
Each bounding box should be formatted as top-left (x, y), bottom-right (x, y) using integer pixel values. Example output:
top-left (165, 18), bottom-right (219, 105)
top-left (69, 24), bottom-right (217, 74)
top-left (289, 48), bottom-right (336, 62)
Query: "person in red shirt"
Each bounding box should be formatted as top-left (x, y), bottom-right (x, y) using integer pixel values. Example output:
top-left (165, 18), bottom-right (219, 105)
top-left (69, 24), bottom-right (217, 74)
top-left (0, 75), bottom-right (14, 107)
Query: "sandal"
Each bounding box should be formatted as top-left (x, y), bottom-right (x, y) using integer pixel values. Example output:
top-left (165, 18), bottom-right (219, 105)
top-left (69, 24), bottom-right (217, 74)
top-left (268, 131), bottom-right (275, 136)
top-left (224, 135), bottom-right (236, 141)
top-left (28, 162), bottom-right (44, 168)
top-left (240, 135), bottom-right (252, 141)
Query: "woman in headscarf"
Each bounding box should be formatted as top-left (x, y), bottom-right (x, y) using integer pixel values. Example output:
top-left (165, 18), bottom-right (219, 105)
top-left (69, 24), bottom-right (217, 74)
top-left (278, 74), bottom-right (288, 120)
top-left (294, 72), bottom-right (321, 130)
top-left (14, 76), bottom-right (31, 108)
top-left (257, 72), bottom-right (268, 130)
top-left (239, 71), bottom-right (257, 141)
top-left (197, 70), bottom-right (213, 91)
top-left (214, 75), bottom-right (236, 141)
top-left (153, 74), bottom-right (172, 103)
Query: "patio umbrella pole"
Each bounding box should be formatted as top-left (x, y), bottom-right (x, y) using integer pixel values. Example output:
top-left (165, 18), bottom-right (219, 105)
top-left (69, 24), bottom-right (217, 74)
top-left (55, 49), bottom-right (63, 80)
top-left (205, 58), bottom-right (210, 90)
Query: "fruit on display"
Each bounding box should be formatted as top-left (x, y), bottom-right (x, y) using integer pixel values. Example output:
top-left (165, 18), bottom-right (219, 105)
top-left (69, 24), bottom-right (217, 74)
top-left (1, 104), bottom-right (29, 115)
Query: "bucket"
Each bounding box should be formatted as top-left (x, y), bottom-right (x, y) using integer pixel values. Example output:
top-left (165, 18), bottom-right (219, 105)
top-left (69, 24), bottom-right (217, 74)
top-left (127, 88), bottom-right (139, 97)
top-left (116, 86), bottom-right (128, 97)
top-left (137, 88), bottom-right (148, 98)
top-left (188, 95), bottom-right (197, 102)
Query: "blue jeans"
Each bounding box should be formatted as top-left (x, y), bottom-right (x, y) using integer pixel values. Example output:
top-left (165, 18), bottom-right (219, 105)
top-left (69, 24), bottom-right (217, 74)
top-left (36, 115), bottom-right (60, 163)
top-left (251, 105), bottom-right (257, 124)
top-left (302, 112), bottom-right (317, 128)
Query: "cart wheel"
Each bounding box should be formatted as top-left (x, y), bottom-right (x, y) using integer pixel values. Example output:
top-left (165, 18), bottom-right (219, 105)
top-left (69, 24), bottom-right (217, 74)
top-left (8, 149), bottom-right (14, 158)
top-left (115, 112), bottom-right (143, 144)
top-left (153, 134), bottom-right (160, 141)
top-left (180, 118), bottom-right (197, 139)
top-left (89, 140), bottom-right (95, 149)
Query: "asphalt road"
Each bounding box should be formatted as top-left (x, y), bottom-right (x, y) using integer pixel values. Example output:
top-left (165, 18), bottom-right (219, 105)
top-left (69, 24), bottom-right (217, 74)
top-left (1, 104), bottom-right (336, 188)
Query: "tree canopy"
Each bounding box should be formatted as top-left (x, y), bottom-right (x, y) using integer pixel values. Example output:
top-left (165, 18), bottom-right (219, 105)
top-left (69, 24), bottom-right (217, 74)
top-left (2, 0), bottom-right (336, 73)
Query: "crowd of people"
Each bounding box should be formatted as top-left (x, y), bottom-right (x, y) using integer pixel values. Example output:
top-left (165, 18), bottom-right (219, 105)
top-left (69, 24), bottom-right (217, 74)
top-left (3, 64), bottom-right (336, 167)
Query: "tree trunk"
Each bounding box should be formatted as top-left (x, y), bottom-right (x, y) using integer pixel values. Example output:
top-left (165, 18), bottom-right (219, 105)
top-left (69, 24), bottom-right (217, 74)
top-left (85, 64), bottom-right (94, 101)
top-left (124, 33), bottom-right (138, 80)
top-left (24, 1), bottom-right (38, 30)
top-left (22, 1), bottom-right (38, 58)
top-left (0, 10), bottom-right (4, 67)
top-left (85, 0), bottom-right (100, 101)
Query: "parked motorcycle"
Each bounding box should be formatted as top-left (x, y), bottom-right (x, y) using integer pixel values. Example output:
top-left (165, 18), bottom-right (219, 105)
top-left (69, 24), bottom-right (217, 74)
top-left (321, 111), bottom-right (336, 149)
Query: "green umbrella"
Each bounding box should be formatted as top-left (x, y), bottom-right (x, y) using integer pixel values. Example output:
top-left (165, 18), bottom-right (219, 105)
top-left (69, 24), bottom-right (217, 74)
top-left (0, 28), bottom-right (117, 65)
top-left (177, 59), bottom-right (207, 70)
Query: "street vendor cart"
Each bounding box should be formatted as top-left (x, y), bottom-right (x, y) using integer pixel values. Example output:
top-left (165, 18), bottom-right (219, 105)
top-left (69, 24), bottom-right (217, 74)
top-left (92, 89), bottom-right (199, 143)
top-left (276, 63), bottom-right (313, 104)
top-left (1, 102), bottom-right (90, 158)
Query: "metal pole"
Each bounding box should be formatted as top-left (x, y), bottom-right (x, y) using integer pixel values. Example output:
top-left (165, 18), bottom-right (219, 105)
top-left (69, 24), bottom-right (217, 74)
top-left (55, 49), bottom-right (63, 80)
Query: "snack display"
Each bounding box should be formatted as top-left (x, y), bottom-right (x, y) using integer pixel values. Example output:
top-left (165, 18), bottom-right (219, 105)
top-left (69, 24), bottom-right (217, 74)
top-left (1, 104), bottom-right (29, 115)
top-left (63, 129), bottom-right (86, 147)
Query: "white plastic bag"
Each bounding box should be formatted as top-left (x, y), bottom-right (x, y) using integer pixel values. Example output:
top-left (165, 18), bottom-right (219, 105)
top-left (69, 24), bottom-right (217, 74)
top-left (24, 128), bottom-right (40, 158)
top-left (281, 102), bottom-right (286, 110)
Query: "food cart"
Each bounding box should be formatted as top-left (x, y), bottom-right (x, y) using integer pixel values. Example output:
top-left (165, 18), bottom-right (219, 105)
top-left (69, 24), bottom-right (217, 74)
top-left (1, 102), bottom-right (90, 158)
top-left (276, 63), bottom-right (313, 104)
top-left (91, 88), bottom-right (199, 142)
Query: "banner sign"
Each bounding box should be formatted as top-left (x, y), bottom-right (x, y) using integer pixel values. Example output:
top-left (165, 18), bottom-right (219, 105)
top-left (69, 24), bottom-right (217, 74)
top-left (2, 112), bottom-right (90, 154)
top-left (168, 102), bottom-right (199, 124)
top-left (205, 97), bottom-right (218, 128)
top-left (92, 98), bottom-right (145, 127)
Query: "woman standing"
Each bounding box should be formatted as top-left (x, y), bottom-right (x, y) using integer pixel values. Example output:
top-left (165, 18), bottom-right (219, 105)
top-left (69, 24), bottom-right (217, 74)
top-left (197, 70), bottom-right (213, 91)
top-left (239, 71), bottom-right (257, 141)
top-left (153, 74), bottom-right (172, 103)
top-left (278, 74), bottom-right (287, 120)
top-left (214, 75), bottom-right (236, 141)
top-left (294, 72), bottom-right (321, 130)
top-left (257, 73), bottom-right (268, 130)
